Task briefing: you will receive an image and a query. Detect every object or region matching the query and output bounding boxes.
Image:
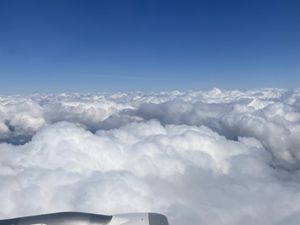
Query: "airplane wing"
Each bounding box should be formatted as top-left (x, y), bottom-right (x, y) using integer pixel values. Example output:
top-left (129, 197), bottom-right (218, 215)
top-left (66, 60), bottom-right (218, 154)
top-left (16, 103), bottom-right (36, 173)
top-left (0, 212), bottom-right (169, 225)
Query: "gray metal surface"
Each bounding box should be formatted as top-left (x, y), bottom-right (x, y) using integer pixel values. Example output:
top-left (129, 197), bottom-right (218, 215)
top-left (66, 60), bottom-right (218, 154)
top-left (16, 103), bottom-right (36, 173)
top-left (148, 214), bottom-right (169, 225)
top-left (0, 212), bottom-right (169, 225)
top-left (0, 218), bottom-right (19, 225)
top-left (0, 213), bottom-right (112, 225)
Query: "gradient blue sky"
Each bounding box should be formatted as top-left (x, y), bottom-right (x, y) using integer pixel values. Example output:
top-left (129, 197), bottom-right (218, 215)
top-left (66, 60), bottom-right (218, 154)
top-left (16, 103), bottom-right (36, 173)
top-left (0, 0), bottom-right (299, 94)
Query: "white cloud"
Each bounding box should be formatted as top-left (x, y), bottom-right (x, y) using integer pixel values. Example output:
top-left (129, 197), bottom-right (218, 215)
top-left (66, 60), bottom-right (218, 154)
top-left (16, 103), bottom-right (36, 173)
top-left (1, 89), bottom-right (300, 225)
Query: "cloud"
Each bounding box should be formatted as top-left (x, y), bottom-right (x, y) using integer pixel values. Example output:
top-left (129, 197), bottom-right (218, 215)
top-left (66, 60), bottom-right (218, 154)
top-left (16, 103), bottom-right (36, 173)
top-left (1, 89), bottom-right (300, 225)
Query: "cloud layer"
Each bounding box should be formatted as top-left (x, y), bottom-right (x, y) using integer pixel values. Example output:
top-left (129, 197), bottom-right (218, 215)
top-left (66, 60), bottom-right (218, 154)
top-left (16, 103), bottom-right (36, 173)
top-left (1, 88), bottom-right (300, 225)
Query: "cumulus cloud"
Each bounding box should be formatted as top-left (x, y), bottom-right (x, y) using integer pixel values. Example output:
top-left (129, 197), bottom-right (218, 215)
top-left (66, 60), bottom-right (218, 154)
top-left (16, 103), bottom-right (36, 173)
top-left (1, 89), bottom-right (300, 225)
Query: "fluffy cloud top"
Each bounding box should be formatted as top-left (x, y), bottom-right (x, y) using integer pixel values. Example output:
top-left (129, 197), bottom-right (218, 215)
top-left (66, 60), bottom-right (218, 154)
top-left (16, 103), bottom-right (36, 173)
top-left (1, 88), bottom-right (300, 225)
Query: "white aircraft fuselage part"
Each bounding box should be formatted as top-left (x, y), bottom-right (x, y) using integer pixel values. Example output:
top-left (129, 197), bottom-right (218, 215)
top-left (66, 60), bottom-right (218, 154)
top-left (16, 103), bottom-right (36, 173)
top-left (0, 212), bottom-right (169, 225)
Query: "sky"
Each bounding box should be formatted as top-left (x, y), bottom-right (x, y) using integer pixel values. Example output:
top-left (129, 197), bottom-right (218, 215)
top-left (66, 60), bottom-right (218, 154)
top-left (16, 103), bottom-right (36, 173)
top-left (0, 0), bottom-right (299, 94)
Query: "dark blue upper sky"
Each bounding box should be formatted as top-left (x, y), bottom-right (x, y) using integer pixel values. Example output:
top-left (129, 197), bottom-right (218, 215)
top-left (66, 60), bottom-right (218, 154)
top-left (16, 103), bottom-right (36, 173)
top-left (0, 0), bottom-right (299, 93)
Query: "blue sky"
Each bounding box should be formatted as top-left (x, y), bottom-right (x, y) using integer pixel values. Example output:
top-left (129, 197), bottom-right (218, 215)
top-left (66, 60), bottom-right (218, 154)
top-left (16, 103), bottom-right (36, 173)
top-left (0, 0), bottom-right (299, 94)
